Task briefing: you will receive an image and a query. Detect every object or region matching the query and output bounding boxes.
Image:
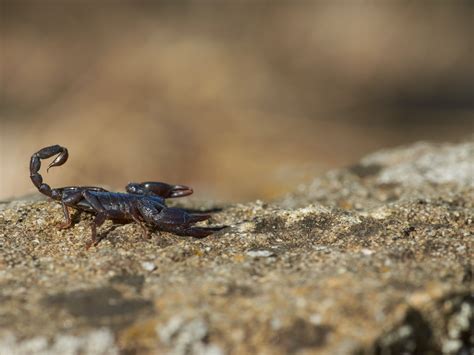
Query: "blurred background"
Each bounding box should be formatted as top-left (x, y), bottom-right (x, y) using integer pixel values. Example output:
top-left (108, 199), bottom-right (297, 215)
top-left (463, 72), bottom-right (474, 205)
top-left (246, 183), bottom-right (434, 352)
top-left (1, 1), bottom-right (473, 202)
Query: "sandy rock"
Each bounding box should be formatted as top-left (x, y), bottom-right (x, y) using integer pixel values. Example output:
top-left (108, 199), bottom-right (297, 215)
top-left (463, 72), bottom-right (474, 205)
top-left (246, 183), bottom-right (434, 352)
top-left (0, 140), bottom-right (472, 354)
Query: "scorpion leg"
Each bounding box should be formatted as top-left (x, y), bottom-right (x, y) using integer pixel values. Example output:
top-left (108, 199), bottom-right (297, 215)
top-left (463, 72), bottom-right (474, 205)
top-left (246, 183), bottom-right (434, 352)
top-left (58, 190), bottom-right (85, 229)
top-left (59, 202), bottom-right (72, 229)
top-left (86, 213), bottom-right (107, 249)
top-left (126, 182), bottom-right (193, 199)
top-left (130, 215), bottom-right (151, 240)
top-left (81, 191), bottom-right (108, 248)
top-left (128, 200), bottom-right (151, 240)
top-left (133, 199), bottom-right (161, 239)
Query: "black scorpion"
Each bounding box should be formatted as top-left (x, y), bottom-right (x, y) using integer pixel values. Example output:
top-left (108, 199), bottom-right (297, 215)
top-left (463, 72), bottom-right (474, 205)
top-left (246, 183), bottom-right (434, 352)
top-left (30, 145), bottom-right (222, 248)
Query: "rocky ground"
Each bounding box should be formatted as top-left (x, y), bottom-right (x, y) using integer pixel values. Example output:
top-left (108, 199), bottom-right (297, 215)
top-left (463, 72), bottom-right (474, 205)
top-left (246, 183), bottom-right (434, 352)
top-left (0, 140), bottom-right (472, 355)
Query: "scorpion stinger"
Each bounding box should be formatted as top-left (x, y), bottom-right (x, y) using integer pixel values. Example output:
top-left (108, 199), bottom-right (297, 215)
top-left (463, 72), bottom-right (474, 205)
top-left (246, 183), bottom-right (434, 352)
top-left (47, 148), bottom-right (69, 172)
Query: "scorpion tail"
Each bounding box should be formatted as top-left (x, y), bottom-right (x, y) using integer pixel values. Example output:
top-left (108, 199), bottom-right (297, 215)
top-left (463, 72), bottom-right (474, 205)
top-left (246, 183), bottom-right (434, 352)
top-left (30, 145), bottom-right (68, 199)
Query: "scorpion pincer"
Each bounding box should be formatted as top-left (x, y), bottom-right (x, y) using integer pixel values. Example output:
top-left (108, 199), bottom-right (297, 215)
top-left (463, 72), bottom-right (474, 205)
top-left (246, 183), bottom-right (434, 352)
top-left (30, 144), bottom-right (223, 248)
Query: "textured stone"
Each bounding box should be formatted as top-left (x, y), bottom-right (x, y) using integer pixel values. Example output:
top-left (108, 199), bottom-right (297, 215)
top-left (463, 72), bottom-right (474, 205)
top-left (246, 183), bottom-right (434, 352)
top-left (1, 140), bottom-right (472, 354)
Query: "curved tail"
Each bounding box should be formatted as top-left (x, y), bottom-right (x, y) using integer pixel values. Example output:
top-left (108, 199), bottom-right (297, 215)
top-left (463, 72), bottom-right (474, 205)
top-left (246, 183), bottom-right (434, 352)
top-left (30, 145), bottom-right (68, 199)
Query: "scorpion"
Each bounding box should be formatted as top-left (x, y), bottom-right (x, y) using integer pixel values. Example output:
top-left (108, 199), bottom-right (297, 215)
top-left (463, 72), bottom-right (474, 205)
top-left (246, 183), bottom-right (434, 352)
top-left (30, 145), bottom-right (223, 248)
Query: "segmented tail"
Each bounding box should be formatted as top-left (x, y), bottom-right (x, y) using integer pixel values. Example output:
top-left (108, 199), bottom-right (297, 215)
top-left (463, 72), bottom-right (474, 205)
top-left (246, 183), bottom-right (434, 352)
top-left (30, 145), bottom-right (68, 199)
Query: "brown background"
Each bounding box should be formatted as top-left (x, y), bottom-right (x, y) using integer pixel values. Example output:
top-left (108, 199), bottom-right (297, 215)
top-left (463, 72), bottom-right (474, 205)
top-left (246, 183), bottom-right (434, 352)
top-left (1, 1), bottom-right (473, 202)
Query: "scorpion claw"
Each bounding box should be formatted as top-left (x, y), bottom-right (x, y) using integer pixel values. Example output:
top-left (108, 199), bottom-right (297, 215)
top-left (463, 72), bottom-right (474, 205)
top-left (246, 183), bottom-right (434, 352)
top-left (142, 182), bottom-right (193, 198)
top-left (168, 185), bottom-right (193, 198)
top-left (177, 225), bottom-right (226, 238)
top-left (152, 208), bottom-right (225, 238)
top-left (126, 182), bottom-right (193, 199)
top-left (188, 213), bottom-right (212, 223)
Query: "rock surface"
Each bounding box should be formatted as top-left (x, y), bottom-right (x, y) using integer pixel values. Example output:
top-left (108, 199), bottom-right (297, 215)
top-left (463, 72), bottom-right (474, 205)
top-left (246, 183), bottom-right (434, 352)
top-left (1, 140), bottom-right (472, 355)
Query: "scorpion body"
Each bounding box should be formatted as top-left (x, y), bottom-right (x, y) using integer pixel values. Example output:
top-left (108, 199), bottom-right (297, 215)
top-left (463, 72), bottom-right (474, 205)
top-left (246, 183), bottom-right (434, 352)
top-left (30, 145), bottom-right (222, 248)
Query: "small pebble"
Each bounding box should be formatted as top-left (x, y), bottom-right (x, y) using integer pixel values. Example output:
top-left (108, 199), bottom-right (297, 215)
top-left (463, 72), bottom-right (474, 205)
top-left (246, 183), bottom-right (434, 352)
top-left (246, 250), bottom-right (274, 258)
top-left (141, 261), bottom-right (157, 272)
